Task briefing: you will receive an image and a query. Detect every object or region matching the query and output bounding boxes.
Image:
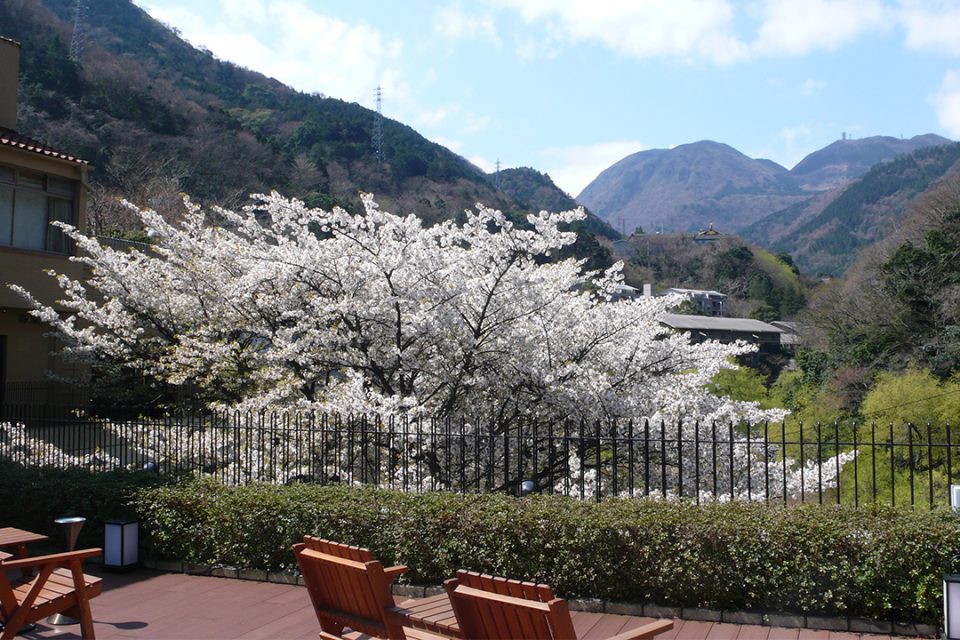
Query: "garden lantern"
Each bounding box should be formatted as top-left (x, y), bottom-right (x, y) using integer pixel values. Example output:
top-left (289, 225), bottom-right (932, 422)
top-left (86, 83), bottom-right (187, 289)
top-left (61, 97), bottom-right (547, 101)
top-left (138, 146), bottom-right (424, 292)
top-left (944, 574), bottom-right (960, 640)
top-left (104, 519), bottom-right (139, 570)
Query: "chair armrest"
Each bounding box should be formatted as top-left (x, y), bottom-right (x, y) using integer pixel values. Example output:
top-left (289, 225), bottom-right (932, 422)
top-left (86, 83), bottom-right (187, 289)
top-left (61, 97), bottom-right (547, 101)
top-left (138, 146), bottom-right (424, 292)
top-left (607, 618), bottom-right (674, 640)
top-left (383, 564), bottom-right (408, 582)
top-left (0, 547), bottom-right (102, 571)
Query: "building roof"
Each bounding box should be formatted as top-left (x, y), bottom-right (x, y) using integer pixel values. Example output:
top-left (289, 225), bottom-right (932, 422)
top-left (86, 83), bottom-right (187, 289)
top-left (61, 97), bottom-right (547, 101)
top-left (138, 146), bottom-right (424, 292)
top-left (665, 287), bottom-right (727, 298)
top-left (0, 127), bottom-right (89, 165)
top-left (661, 313), bottom-right (783, 333)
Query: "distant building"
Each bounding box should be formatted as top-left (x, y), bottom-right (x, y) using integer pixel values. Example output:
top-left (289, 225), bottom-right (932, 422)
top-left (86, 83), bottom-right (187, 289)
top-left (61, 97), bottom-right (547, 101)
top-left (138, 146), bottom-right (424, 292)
top-left (770, 320), bottom-right (801, 350)
top-left (610, 283), bottom-right (640, 300)
top-left (694, 223), bottom-right (722, 243)
top-left (0, 37), bottom-right (91, 401)
top-left (664, 288), bottom-right (727, 316)
top-left (660, 313), bottom-right (784, 353)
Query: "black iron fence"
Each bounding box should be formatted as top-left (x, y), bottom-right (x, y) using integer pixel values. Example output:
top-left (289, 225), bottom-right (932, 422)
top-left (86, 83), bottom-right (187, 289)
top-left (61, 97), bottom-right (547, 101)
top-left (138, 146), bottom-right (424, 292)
top-left (1, 403), bottom-right (957, 508)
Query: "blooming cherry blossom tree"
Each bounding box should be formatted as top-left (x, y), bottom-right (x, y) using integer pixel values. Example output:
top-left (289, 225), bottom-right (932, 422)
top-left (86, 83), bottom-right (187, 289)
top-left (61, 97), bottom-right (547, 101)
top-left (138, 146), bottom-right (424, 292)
top-left (10, 193), bottom-right (854, 499)
top-left (15, 193), bottom-right (770, 422)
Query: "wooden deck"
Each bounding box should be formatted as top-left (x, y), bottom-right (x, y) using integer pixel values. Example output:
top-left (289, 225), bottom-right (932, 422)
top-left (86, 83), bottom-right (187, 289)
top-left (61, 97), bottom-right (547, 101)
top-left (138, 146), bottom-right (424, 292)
top-left (9, 569), bottom-right (922, 640)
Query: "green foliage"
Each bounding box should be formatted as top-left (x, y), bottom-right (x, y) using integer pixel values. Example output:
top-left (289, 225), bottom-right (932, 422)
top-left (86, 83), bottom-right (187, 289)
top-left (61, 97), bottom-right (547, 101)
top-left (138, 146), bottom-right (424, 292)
top-left (709, 366), bottom-right (769, 404)
top-left (126, 480), bottom-right (960, 623)
top-left (3, 0), bottom-right (619, 270)
top-left (767, 368), bottom-right (852, 450)
top-left (625, 236), bottom-right (806, 320)
top-left (0, 461), bottom-right (168, 550)
top-left (861, 368), bottom-right (960, 428)
top-left (875, 208), bottom-right (960, 377)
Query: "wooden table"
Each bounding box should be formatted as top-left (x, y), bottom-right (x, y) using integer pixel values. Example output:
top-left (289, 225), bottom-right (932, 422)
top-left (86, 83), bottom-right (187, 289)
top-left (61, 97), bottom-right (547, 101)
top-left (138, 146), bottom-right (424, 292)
top-left (393, 593), bottom-right (463, 638)
top-left (0, 526), bottom-right (49, 563)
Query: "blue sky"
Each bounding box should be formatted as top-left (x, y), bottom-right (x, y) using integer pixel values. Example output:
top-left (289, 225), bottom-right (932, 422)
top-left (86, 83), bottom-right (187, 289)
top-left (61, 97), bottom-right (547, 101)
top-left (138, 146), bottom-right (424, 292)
top-left (134, 0), bottom-right (960, 198)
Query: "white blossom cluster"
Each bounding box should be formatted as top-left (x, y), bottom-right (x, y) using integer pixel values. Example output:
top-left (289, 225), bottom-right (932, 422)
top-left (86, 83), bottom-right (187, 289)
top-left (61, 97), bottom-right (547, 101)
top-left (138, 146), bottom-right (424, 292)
top-left (0, 422), bottom-right (112, 470)
top-left (14, 193), bottom-right (776, 423)
top-left (9, 193), bottom-right (855, 499)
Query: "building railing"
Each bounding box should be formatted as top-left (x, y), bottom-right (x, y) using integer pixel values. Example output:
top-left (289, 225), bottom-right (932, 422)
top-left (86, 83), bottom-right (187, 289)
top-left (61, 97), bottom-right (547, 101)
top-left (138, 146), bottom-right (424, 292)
top-left (1, 403), bottom-right (956, 509)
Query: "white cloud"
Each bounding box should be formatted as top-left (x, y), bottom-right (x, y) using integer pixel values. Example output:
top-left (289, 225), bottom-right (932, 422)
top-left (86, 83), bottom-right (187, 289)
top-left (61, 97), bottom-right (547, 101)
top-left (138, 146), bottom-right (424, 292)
top-left (931, 70), bottom-right (960, 137)
top-left (434, 5), bottom-right (501, 45)
top-left (429, 135), bottom-right (464, 152)
top-left (496, 0), bottom-right (748, 64)
top-left (416, 106), bottom-right (453, 127)
top-left (540, 140), bottom-right (645, 197)
top-left (800, 78), bottom-right (826, 96)
top-left (778, 124), bottom-right (813, 147)
top-left (753, 0), bottom-right (892, 55)
top-left (898, 0), bottom-right (960, 56)
top-left (462, 113), bottom-right (494, 134)
top-left (138, 0), bottom-right (403, 103)
top-left (469, 155), bottom-right (496, 173)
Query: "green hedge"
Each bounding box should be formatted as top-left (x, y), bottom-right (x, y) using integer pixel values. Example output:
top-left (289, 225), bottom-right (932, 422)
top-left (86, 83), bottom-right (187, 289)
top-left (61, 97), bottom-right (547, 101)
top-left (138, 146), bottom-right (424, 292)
top-left (2, 463), bottom-right (957, 625)
top-left (130, 480), bottom-right (960, 624)
top-left (0, 461), bottom-right (167, 550)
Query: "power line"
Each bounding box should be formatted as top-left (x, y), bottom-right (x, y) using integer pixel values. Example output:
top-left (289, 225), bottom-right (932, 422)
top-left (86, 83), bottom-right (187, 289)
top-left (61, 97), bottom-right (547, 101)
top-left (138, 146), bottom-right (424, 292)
top-left (858, 385), bottom-right (960, 419)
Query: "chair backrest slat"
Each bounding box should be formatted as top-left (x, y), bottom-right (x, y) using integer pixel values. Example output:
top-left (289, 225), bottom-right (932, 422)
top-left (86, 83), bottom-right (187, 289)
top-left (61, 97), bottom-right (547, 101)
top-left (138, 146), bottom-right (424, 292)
top-left (445, 571), bottom-right (575, 640)
top-left (296, 547), bottom-right (394, 637)
top-left (294, 537), bottom-right (413, 639)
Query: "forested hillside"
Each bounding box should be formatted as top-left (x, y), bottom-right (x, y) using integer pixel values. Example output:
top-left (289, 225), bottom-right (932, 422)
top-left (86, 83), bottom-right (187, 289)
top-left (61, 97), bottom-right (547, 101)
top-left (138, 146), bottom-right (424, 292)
top-left (2, 0), bottom-right (616, 256)
top-left (744, 142), bottom-right (960, 275)
top-left (616, 233), bottom-right (808, 321)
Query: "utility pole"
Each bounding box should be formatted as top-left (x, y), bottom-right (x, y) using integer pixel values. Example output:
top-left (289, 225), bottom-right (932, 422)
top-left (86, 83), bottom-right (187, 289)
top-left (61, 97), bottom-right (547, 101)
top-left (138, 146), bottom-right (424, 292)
top-left (70, 0), bottom-right (87, 62)
top-left (372, 85), bottom-right (385, 162)
top-left (495, 159), bottom-right (501, 190)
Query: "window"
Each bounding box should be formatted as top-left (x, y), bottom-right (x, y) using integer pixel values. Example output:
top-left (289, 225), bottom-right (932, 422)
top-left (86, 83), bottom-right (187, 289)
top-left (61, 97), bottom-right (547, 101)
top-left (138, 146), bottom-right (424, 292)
top-left (0, 165), bottom-right (77, 254)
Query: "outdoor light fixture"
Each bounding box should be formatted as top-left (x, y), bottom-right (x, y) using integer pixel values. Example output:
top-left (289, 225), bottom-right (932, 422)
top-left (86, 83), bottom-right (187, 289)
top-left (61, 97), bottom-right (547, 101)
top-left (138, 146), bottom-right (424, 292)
top-left (951, 485), bottom-right (960, 511)
top-left (520, 480), bottom-right (536, 497)
top-left (945, 575), bottom-right (960, 640)
top-left (104, 519), bottom-right (139, 571)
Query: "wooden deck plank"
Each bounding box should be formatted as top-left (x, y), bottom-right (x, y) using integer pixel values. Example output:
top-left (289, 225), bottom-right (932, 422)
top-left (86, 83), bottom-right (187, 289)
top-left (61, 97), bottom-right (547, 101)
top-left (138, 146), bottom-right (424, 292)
top-left (736, 624), bottom-right (771, 640)
top-left (576, 610), bottom-right (634, 639)
top-left (10, 568), bottom-right (916, 640)
top-left (767, 627), bottom-right (801, 640)
top-left (707, 623), bottom-right (744, 640)
top-left (571, 610), bottom-right (608, 638)
top-left (674, 619), bottom-right (716, 640)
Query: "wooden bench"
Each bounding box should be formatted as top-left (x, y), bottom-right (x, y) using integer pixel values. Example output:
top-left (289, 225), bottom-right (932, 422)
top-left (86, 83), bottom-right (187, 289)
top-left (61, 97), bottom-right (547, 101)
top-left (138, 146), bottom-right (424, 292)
top-left (0, 548), bottom-right (103, 640)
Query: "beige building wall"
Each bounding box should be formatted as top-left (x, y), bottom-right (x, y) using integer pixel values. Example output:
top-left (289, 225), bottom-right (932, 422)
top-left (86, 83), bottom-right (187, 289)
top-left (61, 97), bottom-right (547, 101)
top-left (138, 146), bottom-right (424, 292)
top-left (0, 147), bottom-right (89, 312)
top-left (0, 137), bottom-right (91, 397)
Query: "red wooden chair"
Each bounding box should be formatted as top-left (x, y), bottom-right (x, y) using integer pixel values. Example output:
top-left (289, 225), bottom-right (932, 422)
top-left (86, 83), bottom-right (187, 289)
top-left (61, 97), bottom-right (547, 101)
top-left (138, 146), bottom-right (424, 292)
top-left (444, 570), bottom-right (674, 640)
top-left (293, 536), bottom-right (446, 640)
top-left (0, 548), bottom-right (103, 640)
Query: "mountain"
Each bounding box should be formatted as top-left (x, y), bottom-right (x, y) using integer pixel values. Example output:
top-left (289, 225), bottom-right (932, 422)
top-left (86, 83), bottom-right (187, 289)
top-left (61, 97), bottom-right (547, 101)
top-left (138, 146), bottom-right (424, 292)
top-left (743, 142), bottom-right (960, 275)
top-left (578, 136), bottom-right (953, 240)
top-left (576, 141), bottom-right (807, 235)
top-left (790, 134), bottom-right (953, 191)
top-left (495, 167), bottom-right (618, 240)
top-left (2, 0), bottom-right (615, 246)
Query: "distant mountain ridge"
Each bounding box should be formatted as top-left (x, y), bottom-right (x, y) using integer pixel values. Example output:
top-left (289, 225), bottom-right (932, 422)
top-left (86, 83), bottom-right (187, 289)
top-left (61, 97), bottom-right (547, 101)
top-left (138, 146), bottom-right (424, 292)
top-left (743, 141), bottom-right (960, 275)
top-left (790, 134), bottom-right (952, 191)
top-left (577, 135), bottom-right (953, 238)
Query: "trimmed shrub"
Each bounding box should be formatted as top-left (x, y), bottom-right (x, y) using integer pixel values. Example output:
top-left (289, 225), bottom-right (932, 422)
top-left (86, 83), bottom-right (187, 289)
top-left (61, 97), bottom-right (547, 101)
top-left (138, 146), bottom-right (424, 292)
top-left (0, 461), bottom-right (167, 550)
top-left (128, 480), bottom-right (960, 624)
